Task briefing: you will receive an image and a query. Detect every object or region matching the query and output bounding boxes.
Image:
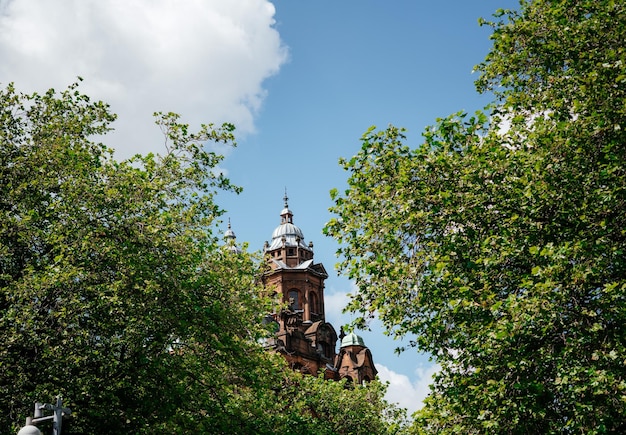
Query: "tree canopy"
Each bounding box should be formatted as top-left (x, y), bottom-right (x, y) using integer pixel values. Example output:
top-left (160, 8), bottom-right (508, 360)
top-left (325, 0), bottom-right (626, 432)
top-left (0, 82), bottom-right (408, 434)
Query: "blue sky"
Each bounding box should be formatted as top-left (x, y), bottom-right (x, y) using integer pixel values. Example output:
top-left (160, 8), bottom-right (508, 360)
top-left (0, 0), bottom-right (518, 414)
top-left (220, 0), bottom-right (519, 412)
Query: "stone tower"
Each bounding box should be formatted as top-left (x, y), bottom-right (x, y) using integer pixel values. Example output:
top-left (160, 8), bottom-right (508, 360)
top-left (224, 193), bottom-right (377, 381)
top-left (262, 193), bottom-right (339, 377)
top-left (261, 193), bottom-right (376, 381)
top-left (334, 332), bottom-right (378, 383)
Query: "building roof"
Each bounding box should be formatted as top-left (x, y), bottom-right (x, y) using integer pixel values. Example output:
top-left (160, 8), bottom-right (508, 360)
top-left (266, 193), bottom-right (312, 252)
top-left (340, 332), bottom-right (366, 348)
top-left (269, 258), bottom-right (314, 270)
top-left (223, 219), bottom-right (242, 254)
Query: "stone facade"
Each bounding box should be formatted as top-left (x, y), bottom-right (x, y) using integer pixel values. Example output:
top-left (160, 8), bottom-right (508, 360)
top-left (260, 195), bottom-right (377, 382)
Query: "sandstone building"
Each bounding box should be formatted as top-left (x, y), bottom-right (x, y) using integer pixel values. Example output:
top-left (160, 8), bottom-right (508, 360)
top-left (258, 194), bottom-right (378, 383)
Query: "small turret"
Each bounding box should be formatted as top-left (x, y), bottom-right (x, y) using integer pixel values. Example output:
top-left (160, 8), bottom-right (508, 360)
top-left (223, 218), bottom-right (241, 254)
top-left (334, 331), bottom-right (378, 383)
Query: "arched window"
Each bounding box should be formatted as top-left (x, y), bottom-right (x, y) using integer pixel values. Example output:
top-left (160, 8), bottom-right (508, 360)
top-left (288, 290), bottom-right (299, 310)
top-left (310, 292), bottom-right (318, 313)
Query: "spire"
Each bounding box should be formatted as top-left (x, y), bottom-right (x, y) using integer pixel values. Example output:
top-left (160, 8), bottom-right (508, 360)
top-left (267, 191), bottom-right (312, 257)
top-left (280, 189), bottom-right (293, 225)
top-left (223, 218), bottom-right (241, 253)
top-left (224, 218), bottom-right (236, 239)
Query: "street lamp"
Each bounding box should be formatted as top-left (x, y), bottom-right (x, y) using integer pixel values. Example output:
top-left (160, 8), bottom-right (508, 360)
top-left (17, 396), bottom-right (71, 435)
top-left (16, 425), bottom-right (41, 435)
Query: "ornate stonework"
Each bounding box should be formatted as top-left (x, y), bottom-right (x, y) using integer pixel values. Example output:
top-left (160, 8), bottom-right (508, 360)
top-left (260, 194), bottom-right (377, 382)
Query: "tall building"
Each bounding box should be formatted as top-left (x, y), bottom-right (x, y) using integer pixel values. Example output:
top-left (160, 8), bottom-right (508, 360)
top-left (259, 194), bottom-right (378, 383)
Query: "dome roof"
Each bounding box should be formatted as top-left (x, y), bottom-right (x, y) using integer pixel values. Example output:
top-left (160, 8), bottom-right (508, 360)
top-left (224, 218), bottom-right (236, 240)
top-left (223, 219), bottom-right (241, 254)
top-left (224, 227), bottom-right (236, 239)
top-left (340, 332), bottom-right (366, 348)
top-left (266, 193), bottom-right (312, 252)
top-left (272, 222), bottom-right (304, 240)
top-left (268, 222), bottom-right (311, 251)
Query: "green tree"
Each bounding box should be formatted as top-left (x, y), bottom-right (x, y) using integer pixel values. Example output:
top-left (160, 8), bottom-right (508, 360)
top-left (273, 373), bottom-right (409, 435)
top-left (325, 1), bottom-right (626, 433)
top-left (1, 82), bottom-right (409, 434)
top-left (0, 81), bottom-right (277, 433)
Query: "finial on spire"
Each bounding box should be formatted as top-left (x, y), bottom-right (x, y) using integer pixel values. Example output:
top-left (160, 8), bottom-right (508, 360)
top-left (224, 218), bottom-right (236, 241)
top-left (280, 188), bottom-right (294, 224)
top-left (283, 187), bottom-right (289, 208)
top-left (223, 218), bottom-right (241, 253)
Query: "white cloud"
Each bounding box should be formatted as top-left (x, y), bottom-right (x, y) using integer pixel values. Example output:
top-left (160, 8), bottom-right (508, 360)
top-left (0, 0), bottom-right (288, 158)
top-left (323, 281), bottom-right (368, 332)
top-left (376, 362), bottom-right (439, 416)
top-left (323, 288), bottom-right (351, 328)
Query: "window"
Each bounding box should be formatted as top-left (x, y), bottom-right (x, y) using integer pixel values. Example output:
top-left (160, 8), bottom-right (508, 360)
top-left (288, 290), bottom-right (299, 310)
top-left (310, 292), bottom-right (319, 313)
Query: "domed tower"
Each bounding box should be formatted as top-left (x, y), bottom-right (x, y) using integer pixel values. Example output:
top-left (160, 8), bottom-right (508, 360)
top-left (263, 193), bottom-right (338, 376)
top-left (223, 218), bottom-right (241, 254)
top-left (333, 332), bottom-right (378, 383)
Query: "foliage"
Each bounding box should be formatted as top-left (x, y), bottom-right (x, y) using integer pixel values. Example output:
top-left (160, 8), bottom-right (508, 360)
top-left (325, 0), bottom-right (626, 433)
top-left (1, 82), bottom-right (408, 434)
top-left (274, 373), bottom-right (409, 435)
top-left (0, 81), bottom-right (273, 433)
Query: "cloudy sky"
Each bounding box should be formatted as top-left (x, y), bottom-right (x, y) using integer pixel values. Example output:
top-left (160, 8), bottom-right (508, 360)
top-left (0, 0), bottom-right (518, 415)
